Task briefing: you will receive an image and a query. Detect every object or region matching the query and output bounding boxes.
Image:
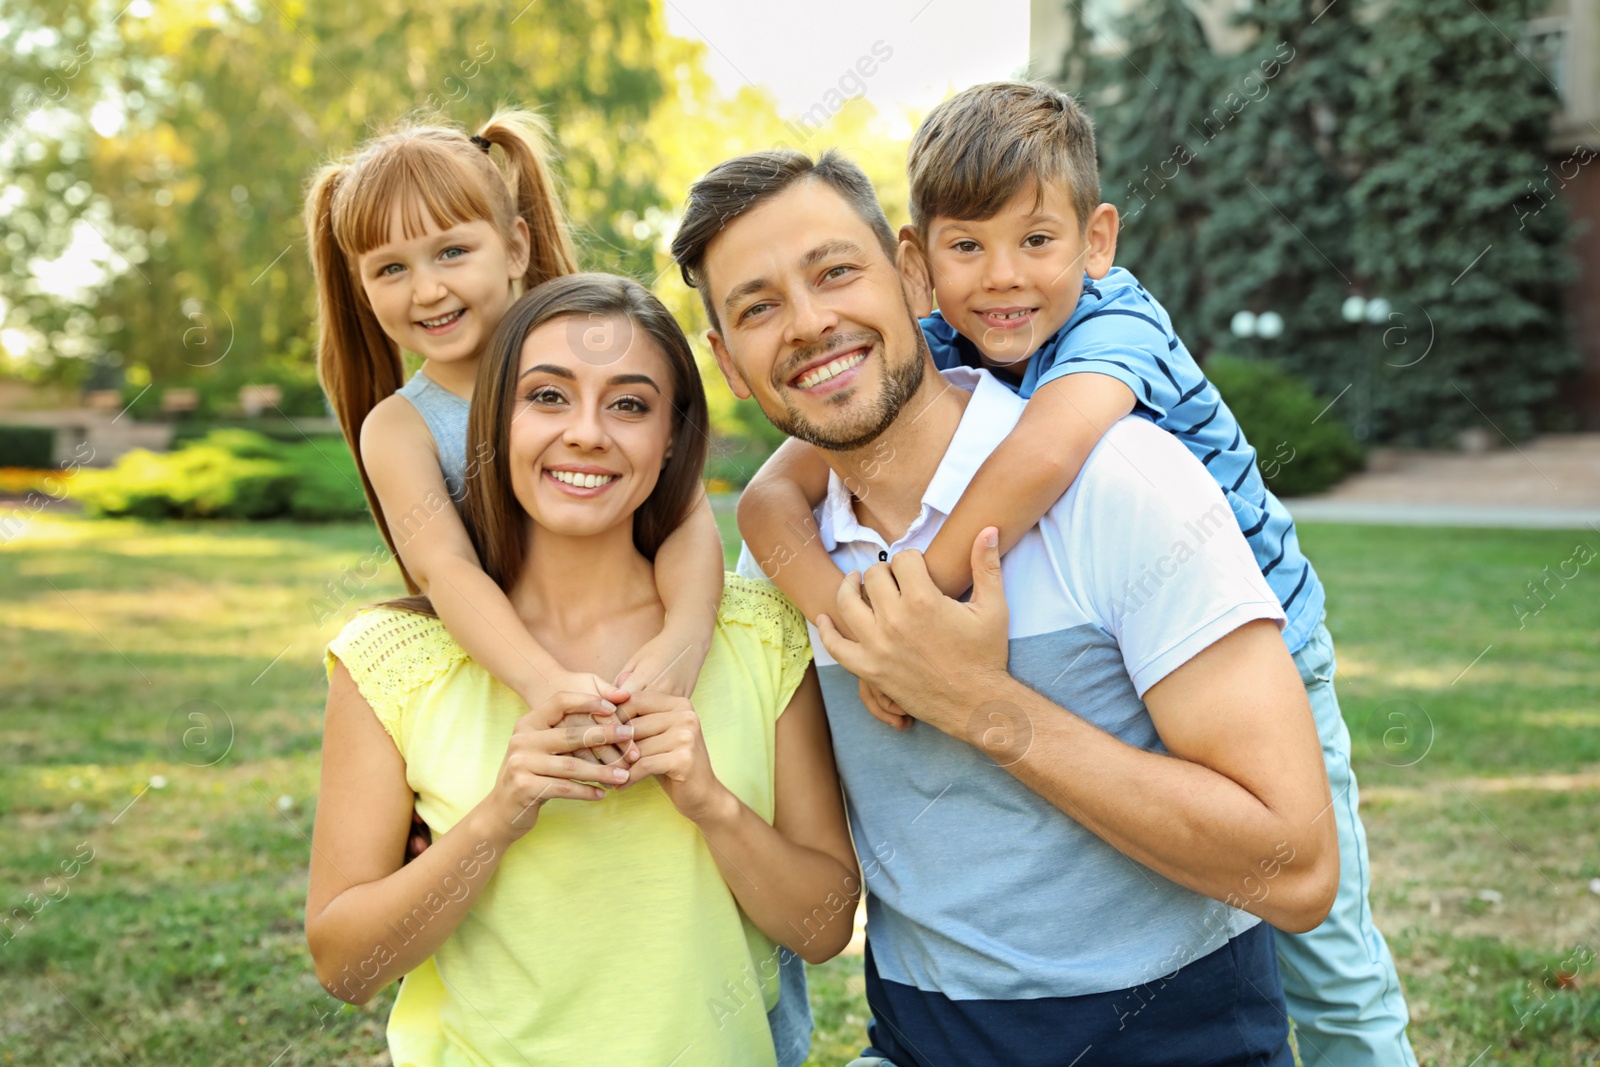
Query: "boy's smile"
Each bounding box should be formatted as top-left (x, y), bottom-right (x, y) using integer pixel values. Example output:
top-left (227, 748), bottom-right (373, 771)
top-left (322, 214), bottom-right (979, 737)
top-left (923, 181), bottom-right (1117, 368)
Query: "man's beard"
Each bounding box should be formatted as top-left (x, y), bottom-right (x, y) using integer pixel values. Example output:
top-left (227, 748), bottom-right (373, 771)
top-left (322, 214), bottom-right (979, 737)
top-left (764, 312), bottom-right (929, 452)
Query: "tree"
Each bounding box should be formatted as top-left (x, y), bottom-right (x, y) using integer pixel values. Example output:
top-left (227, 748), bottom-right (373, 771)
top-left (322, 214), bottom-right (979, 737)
top-left (1079, 0), bottom-right (1220, 338)
top-left (0, 0), bottom-right (675, 413)
top-left (1195, 0), bottom-right (1370, 424)
top-left (0, 0), bottom-right (917, 452)
top-left (1344, 0), bottom-right (1577, 444)
top-left (0, 1), bottom-right (125, 389)
top-left (1064, 0), bottom-right (1579, 445)
top-left (641, 38), bottom-right (916, 468)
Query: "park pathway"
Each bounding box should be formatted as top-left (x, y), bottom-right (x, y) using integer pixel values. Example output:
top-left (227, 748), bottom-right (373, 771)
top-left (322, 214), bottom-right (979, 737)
top-left (1287, 432), bottom-right (1600, 529)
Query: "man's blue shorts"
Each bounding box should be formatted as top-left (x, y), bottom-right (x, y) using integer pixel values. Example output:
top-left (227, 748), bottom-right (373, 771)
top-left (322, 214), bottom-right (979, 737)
top-left (860, 921), bottom-right (1293, 1067)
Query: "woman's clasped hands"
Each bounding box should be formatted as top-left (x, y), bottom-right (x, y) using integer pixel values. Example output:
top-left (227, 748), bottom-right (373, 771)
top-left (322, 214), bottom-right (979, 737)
top-left (482, 686), bottom-right (635, 843)
top-left (482, 683), bottom-right (730, 846)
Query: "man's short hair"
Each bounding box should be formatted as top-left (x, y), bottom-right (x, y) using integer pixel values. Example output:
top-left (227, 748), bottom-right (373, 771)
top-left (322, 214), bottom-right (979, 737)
top-left (671, 149), bottom-right (898, 331)
top-left (907, 81), bottom-right (1100, 239)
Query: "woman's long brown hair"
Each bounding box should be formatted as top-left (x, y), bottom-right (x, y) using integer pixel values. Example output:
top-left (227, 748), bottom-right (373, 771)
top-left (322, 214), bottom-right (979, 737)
top-left (303, 109), bottom-right (578, 592)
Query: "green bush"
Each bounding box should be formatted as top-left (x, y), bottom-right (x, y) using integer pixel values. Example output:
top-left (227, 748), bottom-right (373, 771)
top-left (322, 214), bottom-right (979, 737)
top-left (282, 442), bottom-right (369, 521)
top-left (182, 441), bottom-right (293, 518)
top-left (704, 435), bottom-right (779, 489)
top-left (73, 450), bottom-right (175, 519)
top-left (0, 424), bottom-right (55, 468)
top-left (1203, 355), bottom-right (1365, 498)
top-left (170, 420), bottom-right (342, 448)
top-left (73, 431), bottom-right (367, 521)
top-left (192, 428), bottom-right (285, 461)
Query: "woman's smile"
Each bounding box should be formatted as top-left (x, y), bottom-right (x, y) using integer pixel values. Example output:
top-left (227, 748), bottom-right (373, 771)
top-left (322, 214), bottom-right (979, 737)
top-left (543, 464), bottom-right (622, 495)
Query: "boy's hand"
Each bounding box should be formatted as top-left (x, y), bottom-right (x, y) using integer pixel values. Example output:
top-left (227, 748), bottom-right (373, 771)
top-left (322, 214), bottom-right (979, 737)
top-left (859, 678), bottom-right (913, 731)
top-left (618, 627), bottom-right (711, 699)
top-left (403, 805), bottom-right (431, 864)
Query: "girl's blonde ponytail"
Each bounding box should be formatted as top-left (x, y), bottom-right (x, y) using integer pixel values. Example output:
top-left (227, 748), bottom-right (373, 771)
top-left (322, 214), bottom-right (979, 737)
top-left (477, 110), bottom-right (578, 289)
top-left (303, 162), bottom-right (415, 590)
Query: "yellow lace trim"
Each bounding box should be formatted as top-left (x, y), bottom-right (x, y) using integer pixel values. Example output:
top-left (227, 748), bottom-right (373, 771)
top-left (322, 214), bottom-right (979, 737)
top-left (326, 579), bottom-right (812, 738)
top-left (719, 573), bottom-right (813, 701)
top-left (326, 607), bottom-right (466, 741)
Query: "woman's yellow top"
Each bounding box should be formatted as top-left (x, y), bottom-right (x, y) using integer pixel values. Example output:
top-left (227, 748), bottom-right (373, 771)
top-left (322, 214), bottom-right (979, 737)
top-left (325, 574), bottom-right (812, 1067)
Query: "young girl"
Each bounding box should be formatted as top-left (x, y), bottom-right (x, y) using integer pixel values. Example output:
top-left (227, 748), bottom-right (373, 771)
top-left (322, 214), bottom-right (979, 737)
top-left (308, 273), bottom-right (857, 1066)
top-left (303, 110), bottom-right (726, 734)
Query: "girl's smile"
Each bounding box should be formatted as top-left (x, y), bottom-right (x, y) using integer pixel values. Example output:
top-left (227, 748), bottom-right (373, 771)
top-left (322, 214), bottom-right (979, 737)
top-left (357, 206), bottom-right (529, 370)
top-left (416, 307), bottom-right (467, 334)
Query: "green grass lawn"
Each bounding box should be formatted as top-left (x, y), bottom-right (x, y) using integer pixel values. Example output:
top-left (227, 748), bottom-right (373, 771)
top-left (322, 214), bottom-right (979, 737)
top-left (1, 512), bottom-right (1597, 1064)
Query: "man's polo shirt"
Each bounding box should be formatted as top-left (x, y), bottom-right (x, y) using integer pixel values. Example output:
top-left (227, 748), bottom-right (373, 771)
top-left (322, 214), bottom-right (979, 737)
top-left (737, 367), bottom-right (1287, 1054)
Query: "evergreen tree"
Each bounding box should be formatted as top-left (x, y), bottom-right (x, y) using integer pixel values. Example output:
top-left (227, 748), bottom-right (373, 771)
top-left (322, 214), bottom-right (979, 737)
top-left (1048, 0), bottom-right (1095, 94)
top-left (1344, 0), bottom-right (1577, 444)
top-left (1195, 0), bottom-right (1370, 421)
top-left (1080, 0), bottom-right (1220, 339)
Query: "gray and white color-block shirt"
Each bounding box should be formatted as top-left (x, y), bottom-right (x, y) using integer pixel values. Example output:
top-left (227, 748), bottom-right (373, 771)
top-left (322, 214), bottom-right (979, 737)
top-left (738, 365), bottom-right (1286, 1008)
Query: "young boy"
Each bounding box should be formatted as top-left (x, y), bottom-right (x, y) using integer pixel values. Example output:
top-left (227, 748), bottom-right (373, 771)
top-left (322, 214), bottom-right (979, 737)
top-left (739, 81), bottom-right (1418, 1067)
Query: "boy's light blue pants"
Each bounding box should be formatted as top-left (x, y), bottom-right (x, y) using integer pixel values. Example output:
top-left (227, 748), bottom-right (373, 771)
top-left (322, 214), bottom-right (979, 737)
top-left (1280, 620), bottom-right (1417, 1067)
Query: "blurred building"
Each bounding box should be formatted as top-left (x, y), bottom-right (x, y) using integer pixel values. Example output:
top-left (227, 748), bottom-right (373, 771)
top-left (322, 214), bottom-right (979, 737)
top-left (1030, 0), bottom-right (1600, 426)
top-left (1532, 0), bottom-right (1600, 423)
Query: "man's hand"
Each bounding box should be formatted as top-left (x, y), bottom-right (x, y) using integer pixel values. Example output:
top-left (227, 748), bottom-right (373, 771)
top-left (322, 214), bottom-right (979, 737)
top-left (823, 597), bottom-right (912, 731)
top-left (818, 527), bottom-right (1010, 739)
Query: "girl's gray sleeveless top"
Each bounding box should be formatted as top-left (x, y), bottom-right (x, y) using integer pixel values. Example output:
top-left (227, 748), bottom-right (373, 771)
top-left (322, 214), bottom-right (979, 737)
top-left (394, 370), bottom-right (470, 503)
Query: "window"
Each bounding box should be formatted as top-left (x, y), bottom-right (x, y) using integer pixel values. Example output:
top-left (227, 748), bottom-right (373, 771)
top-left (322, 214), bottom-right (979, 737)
top-left (1523, 15), bottom-right (1570, 102)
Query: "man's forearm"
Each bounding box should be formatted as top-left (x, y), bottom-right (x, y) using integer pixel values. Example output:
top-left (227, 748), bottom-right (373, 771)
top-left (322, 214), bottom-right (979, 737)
top-left (975, 676), bottom-right (1331, 929)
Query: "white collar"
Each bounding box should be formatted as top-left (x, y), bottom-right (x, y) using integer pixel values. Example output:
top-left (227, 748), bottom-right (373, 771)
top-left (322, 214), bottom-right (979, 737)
top-left (816, 366), bottom-right (1024, 551)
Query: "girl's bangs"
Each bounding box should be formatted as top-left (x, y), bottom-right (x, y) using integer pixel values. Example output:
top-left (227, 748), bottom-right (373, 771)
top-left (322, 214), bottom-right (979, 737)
top-left (335, 139), bottom-right (500, 258)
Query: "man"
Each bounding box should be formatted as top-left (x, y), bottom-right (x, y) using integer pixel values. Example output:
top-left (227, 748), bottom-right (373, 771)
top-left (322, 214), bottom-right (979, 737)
top-left (672, 150), bottom-right (1338, 1066)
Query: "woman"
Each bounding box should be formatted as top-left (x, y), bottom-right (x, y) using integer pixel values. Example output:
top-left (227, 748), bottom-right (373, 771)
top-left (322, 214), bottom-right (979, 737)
top-left (306, 273), bottom-right (859, 1066)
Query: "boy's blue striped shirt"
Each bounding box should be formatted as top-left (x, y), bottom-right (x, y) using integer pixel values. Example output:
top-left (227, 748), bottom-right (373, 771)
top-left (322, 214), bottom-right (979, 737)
top-left (922, 266), bottom-right (1324, 653)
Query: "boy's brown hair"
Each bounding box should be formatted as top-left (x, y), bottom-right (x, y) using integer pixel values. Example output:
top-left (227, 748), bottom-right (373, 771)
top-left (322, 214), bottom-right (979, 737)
top-left (907, 81), bottom-right (1100, 239)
